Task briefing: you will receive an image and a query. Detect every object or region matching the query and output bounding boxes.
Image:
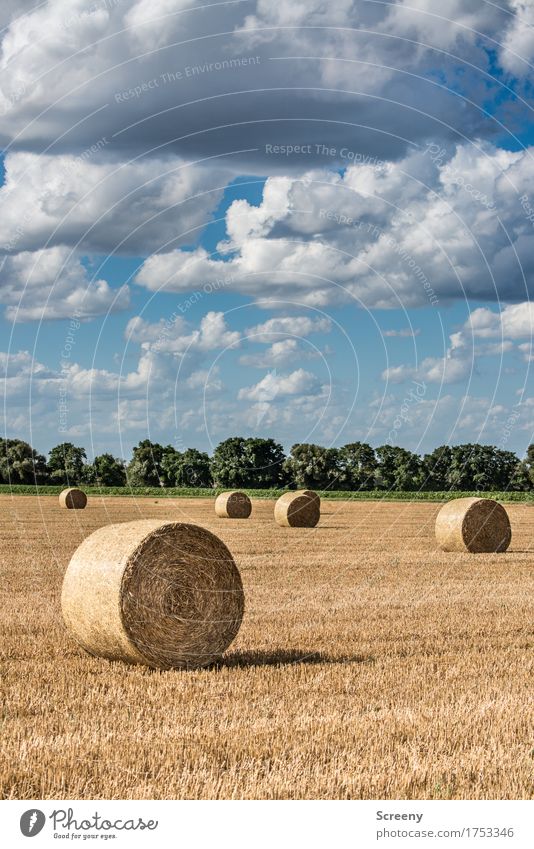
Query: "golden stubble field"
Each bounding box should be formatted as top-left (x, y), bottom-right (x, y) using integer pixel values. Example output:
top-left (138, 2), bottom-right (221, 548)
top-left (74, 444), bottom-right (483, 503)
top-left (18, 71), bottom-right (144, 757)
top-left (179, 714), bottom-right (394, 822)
top-left (1, 494), bottom-right (533, 800)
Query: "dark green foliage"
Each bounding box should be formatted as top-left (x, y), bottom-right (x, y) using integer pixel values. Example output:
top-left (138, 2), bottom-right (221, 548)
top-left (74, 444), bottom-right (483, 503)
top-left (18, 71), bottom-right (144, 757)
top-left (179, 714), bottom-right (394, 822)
top-left (423, 445), bottom-right (453, 490)
top-left (211, 437), bottom-right (286, 488)
top-left (242, 438), bottom-right (287, 488)
top-left (126, 439), bottom-right (166, 487)
top-left (425, 444), bottom-right (520, 491)
top-left (375, 445), bottom-right (424, 491)
top-left (337, 442), bottom-right (377, 490)
top-left (2, 435), bottom-right (533, 493)
top-left (210, 437), bottom-right (249, 488)
top-left (0, 439), bottom-right (47, 484)
top-left (164, 448), bottom-right (213, 488)
top-left (284, 443), bottom-right (341, 490)
top-left (159, 445), bottom-right (181, 487)
top-left (522, 444), bottom-right (534, 487)
top-left (87, 453), bottom-right (127, 487)
top-left (47, 442), bottom-right (86, 485)
top-left (510, 460), bottom-right (531, 491)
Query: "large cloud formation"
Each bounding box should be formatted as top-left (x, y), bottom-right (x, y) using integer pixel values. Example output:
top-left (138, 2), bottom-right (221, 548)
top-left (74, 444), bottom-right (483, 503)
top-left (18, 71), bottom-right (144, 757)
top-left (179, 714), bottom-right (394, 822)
top-left (135, 141), bottom-right (534, 306)
top-left (0, 152), bottom-right (230, 254)
top-left (1, 1), bottom-right (533, 323)
top-left (2, 1), bottom-right (534, 455)
top-left (0, 246), bottom-right (129, 320)
top-left (0, 0), bottom-right (530, 167)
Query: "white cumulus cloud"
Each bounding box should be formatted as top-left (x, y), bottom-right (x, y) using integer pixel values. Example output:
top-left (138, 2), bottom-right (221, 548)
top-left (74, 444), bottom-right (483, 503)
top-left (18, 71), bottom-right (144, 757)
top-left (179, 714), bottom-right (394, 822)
top-left (0, 152), bottom-right (227, 255)
top-left (134, 142), bottom-right (534, 307)
top-left (0, 247), bottom-right (129, 321)
top-left (238, 368), bottom-right (322, 401)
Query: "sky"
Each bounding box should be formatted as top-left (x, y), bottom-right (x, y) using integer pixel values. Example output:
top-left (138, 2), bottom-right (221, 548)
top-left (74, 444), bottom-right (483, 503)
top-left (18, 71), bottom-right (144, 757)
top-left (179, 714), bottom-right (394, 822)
top-left (1, 0), bottom-right (534, 461)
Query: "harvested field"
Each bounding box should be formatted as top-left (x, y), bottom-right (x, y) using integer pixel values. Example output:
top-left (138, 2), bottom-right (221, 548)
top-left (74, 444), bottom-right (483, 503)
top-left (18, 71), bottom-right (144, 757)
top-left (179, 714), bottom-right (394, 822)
top-left (1, 494), bottom-right (533, 800)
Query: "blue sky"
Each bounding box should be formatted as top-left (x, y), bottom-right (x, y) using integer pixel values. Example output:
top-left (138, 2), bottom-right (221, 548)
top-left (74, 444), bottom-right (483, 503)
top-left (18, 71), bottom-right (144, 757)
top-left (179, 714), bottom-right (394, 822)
top-left (1, 1), bottom-right (534, 460)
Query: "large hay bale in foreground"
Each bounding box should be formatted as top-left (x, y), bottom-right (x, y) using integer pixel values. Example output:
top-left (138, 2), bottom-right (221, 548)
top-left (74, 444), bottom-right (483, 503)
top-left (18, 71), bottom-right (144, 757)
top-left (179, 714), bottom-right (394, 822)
top-left (59, 488), bottom-right (87, 509)
top-left (215, 491), bottom-right (252, 519)
top-left (61, 520), bottom-right (245, 669)
top-left (274, 491), bottom-right (320, 528)
top-left (435, 497), bottom-right (511, 553)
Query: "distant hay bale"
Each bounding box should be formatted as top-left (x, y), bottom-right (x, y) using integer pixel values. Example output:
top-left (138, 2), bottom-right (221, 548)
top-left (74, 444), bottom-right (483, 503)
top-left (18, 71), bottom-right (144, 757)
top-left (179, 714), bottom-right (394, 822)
top-left (435, 497), bottom-right (511, 553)
top-left (274, 491), bottom-right (320, 528)
top-left (59, 488), bottom-right (87, 509)
top-left (215, 491), bottom-right (252, 519)
top-left (61, 520), bottom-right (245, 669)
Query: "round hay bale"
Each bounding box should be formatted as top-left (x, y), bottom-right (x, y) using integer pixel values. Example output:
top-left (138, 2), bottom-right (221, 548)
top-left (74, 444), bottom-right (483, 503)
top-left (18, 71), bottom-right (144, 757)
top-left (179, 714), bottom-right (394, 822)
top-left (300, 489), bottom-right (321, 509)
top-left (61, 520), bottom-right (245, 669)
top-left (215, 491), bottom-right (252, 519)
top-left (59, 488), bottom-right (87, 509)
top-left (435, 497), bottom-right (511, 553)
top-left (274, 491), bottom-right (320, 528)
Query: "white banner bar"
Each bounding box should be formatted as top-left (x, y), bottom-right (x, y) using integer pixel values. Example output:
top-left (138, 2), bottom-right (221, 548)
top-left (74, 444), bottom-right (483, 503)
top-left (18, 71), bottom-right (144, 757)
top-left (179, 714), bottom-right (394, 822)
top-left (1, 800), bottom-right (533, 849)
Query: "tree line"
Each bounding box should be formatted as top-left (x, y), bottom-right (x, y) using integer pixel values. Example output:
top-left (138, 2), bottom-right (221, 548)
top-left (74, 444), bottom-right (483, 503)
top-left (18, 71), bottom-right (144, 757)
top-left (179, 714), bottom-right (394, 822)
top-left (2, 437), bottom-right (534, 491)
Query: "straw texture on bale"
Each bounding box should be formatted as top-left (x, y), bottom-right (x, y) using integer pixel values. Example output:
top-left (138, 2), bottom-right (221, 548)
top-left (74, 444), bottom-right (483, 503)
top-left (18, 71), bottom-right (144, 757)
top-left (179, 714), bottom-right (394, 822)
top-left (274, 491), bottom-right (320, 528)
top-left (435, 497), bottom-right (511, 553)
top-left (300, 489), bottom-right (321, 509)
top-left (215, 491), bottom-right (252, 519)
top-left (61, 520), bottom-right (245, 669)
top-left (59, 488), bottom-right (87, 509)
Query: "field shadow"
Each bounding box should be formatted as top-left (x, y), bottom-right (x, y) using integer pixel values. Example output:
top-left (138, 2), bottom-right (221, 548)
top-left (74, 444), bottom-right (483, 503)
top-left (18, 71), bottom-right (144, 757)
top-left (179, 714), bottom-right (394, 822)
top-left (216, 649), bottom-right (374, 669)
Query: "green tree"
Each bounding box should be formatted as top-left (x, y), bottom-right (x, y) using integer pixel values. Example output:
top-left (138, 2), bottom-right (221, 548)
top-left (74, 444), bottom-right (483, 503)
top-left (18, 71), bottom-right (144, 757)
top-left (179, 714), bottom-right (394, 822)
top-left (510, 459), bottom-right (531, 491)
top-left (211, 437), bottom-right (287, 488)
top-left (446, 444), bottom-right (519, 491)
top-left (89, 453), bottom-right (127, 487)
top-left (0, 439), bottom-right (47, 484)
top-left (337, 442), bottom-right (377, 490)
top-left (126, 440), bottom-right (166, 487)
top-left (423, 445), bottom-right (453, 490)
top-left (376, 445), bottom-right (424, 491)
top-left (159, 445), bottom-right (181, 487)
top-left (166, 448), bottom-right (213, 487)
top-left (522, 444), bottom-right (534, 488)
top-left (47, 442), bottom-right (87, 485)
top-left (242, 438), bottom-right (287, 488)
top-left (284, 443), bottom-right (340, 490)
top-left (210, 437), bottom-right (249, 488)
